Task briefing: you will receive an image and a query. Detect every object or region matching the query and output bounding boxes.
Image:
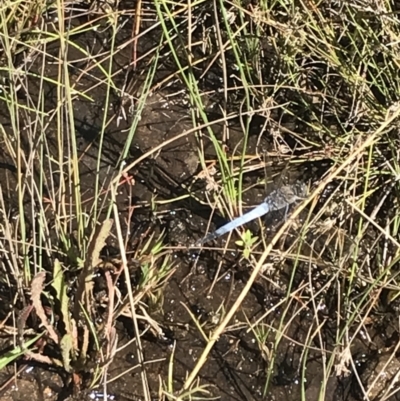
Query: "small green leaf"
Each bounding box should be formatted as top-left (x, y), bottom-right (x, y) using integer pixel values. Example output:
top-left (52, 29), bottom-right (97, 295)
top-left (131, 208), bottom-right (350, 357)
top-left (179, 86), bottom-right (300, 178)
top-left (52, 259), bottom-right (72, 335)
top-left (235, 230), bottom-right (258, 259)
top-left (0, 333), bottom-right (44, 370)
top-left (60, 334), bottom-right (74, 373)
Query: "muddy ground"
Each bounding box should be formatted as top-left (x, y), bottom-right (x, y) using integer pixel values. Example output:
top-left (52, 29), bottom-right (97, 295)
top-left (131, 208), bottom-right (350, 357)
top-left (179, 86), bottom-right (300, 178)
top-left (0, 2), bottom-right (400, 401)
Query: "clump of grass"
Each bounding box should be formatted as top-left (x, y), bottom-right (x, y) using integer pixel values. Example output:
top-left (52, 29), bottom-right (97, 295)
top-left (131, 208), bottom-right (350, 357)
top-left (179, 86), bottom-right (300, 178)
top-left (153, 0), bottom-right (400, 399)
top-left (2, 0), bottom-right (400, 400)
top-left (0, 0), bottom-right (170, 396)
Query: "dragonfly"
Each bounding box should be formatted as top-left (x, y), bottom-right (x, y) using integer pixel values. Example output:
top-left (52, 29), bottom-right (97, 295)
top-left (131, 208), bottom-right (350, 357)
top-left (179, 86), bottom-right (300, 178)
top-left (195, 181), bottom-right (307, 246)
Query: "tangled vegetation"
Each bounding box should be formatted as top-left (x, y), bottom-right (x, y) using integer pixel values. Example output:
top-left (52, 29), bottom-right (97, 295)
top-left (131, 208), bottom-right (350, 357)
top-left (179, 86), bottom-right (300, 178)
top-left (1, 0), bottom-right (400, 400)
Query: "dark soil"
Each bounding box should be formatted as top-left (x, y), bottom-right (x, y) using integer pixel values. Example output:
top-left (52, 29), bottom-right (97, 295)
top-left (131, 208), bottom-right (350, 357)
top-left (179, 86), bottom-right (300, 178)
top-left (1, 2), bottom-right (400, 401)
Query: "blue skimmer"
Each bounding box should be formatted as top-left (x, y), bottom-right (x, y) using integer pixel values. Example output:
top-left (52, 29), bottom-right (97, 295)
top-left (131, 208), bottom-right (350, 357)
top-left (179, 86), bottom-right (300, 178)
top-left (196, 181), bottom-right (307, 246)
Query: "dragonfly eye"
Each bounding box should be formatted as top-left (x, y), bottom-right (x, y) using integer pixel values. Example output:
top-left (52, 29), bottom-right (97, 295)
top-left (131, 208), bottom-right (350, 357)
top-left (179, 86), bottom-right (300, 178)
top-left (294, 182), bottom-right (307, 199)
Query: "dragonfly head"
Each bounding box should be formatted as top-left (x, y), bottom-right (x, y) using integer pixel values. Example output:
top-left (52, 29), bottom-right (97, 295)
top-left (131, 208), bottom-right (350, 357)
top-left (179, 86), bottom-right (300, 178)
top-left (294, 181), bottom-right (308, 200)
top-left (283, 181), bottom-right (308, 201)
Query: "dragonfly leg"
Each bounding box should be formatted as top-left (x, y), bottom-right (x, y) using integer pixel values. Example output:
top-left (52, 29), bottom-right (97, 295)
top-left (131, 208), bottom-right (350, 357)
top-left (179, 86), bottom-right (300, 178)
top-left (284, 203), bottom-right (289, 220)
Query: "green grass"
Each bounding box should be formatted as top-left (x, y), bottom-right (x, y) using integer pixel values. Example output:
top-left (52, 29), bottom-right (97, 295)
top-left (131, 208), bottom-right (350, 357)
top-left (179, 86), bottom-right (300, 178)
top-left (1, 0), bottom-right (400, 400)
